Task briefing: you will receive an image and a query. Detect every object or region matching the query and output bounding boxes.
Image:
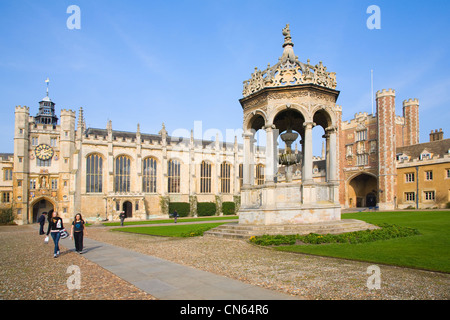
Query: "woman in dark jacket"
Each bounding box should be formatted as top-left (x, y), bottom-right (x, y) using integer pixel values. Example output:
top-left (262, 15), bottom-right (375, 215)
top-left (46, 210), bottom-right (64, 258)
top-left (70, 213), bottom-right (87, 253)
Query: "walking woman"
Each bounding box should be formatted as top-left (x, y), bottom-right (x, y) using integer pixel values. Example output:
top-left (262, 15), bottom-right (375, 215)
top-left (70, 213), bottom-right (87, 253)
top-left (46, 210), bottom-right (64, 258)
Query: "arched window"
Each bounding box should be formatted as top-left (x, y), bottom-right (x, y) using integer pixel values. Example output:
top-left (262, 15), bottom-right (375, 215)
top-left (200, 161), bottom-right (212, 193)
top-left (220, 162), bottom-right (231, 193)
top-left (86, 154), bottom-right (103, 193)
top-left (256, 164), bottom-right (265, 185)
top-left (168, 159), bottom-right (180, 193)
top-left (115, 155), bottom-right (131, 193)
top-left (143, 157), bottom-right (157, 193)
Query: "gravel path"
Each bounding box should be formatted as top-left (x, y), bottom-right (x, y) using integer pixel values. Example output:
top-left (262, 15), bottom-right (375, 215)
top-left (0, 225), bottom-right (155, 300)
top-left (86, 226), bottom-right (450, 300)
top-left (1, 224), bottom-right (449, 300)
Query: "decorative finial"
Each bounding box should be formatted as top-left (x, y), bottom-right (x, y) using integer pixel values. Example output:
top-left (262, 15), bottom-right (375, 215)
top-left (45, 78), bottom-right (50, 96)
top-left (282, 24), bottom-right (293, 48)
top-left (159, 122), bottom-right (167, 137)
top-left (78, 107), bottom-right (84, 128)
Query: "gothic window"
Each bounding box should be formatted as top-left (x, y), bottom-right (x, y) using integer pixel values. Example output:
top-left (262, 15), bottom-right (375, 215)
top-left (37, 159), bottom-right (51, 167)
top-left (220, 162), bottom-right (231, 194)
top-left (168, 159), bottom-right (181, 193)
top-left (356, 154), bottom-right (368, 166)
top-left (200, 161), bottom-right (212, 193)
top-left (356, 130), bottom-right (367, 142)
top-left (2, 192), bottom-right (10, 203)
top-left (51, 179), bottom-right (58, 190)
top-left (30, 179), bottom-right (36, 190)
top-left (115, 155), bottom-right (130, 193)
top-left (256, 164), bottom-right (265, 185)
top-left (86, 154), bottom-right (103, 193)
top-left (3, 169), bottom-right (12, 181)
top-left (143, 157), bottom-right (157, 193)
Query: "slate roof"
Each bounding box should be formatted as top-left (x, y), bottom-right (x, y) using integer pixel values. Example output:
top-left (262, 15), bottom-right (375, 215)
top-left (396, 138), bottom-right (450, 159)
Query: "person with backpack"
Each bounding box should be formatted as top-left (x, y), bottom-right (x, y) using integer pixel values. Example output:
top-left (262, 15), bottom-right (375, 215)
top-left (70, 213), bottom-right (87, 254)
top-left (119, 211), bottom-right (126, 226)
top-left (46, 210), bottom-right (64, 258)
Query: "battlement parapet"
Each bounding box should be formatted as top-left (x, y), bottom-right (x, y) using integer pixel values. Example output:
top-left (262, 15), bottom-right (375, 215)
top-left (15, 105), bottom-right (30, 113)
top-left (376, 88), bottom-right (396, 98)
top-left (403, 98), bottom-right (419, 106)
top-left (60, 109), bottom-right (76, 117)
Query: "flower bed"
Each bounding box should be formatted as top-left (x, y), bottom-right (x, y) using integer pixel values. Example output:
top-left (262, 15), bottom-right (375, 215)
top-left (249, 223), bottom-right (420, 246)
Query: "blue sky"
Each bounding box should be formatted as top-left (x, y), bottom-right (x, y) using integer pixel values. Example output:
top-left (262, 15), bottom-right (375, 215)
top-left (0, 0), bottom-right (449, 156)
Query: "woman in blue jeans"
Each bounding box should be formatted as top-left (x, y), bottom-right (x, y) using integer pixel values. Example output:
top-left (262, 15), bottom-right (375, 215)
top-left (46, 210), bottom-right (64, 258)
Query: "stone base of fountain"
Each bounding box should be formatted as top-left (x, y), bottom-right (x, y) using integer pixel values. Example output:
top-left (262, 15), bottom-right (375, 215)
top-left (238, 181), bottom-right (341, 226)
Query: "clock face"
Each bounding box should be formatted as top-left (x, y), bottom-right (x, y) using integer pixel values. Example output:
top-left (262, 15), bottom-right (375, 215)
top-left (35, 144), bottom-right (54, 161)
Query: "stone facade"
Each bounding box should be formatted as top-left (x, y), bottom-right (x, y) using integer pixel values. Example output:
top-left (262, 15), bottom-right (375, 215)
top-left (9, 98), bottom-right (266, 224)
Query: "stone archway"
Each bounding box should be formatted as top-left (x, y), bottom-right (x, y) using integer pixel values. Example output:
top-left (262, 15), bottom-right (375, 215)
top-left (31, 197), bottom-right (55, 223)
top-left (348, 173), bottom-right (378, 208)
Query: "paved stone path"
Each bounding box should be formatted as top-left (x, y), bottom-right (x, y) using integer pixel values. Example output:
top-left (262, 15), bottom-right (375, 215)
top-left (60, 235), bottom-right (300, 300)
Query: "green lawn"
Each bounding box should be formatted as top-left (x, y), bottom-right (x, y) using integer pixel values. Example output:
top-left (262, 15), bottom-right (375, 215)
top-left (102, 215), bottom-right (237, 227)
top-left (111, 222), bottom-right (227, 237)
top-left (274, 211), bottom-right (450, 273)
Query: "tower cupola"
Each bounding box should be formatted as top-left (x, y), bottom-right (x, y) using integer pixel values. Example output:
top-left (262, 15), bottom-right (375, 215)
top-left (34, 78), bottom-right (58, 125)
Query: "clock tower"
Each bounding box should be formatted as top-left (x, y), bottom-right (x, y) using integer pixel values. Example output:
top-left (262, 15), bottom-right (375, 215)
top-left (12, 80), bottom-right (77, 224)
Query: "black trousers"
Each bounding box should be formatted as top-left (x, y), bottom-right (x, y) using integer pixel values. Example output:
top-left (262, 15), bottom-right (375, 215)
top-left (74, 231), bottom-right (84, 252)
top-left (39, 223), bottom-right (45, 235)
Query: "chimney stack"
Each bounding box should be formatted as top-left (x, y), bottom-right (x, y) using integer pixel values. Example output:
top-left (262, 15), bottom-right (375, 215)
top-left (430, 128), bottom-right (444, 142)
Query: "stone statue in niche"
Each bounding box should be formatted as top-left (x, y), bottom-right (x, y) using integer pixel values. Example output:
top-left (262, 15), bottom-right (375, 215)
top-left (40, 176), bottom-right (48, 189)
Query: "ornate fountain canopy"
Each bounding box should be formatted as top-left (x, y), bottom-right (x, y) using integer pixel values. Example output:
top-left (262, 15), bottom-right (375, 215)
top-left (242, 24), bottom-right (337, 98)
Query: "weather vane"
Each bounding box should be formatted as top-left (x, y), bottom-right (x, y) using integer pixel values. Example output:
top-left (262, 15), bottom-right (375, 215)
top-left (45, 77), bottom-right (50, 96)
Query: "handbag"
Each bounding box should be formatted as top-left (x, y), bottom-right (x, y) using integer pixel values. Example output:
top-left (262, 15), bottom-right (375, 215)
top-left (44, 236), bottom-right (49, 244)
top-left (60, 228), bottom-right (69, 239)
